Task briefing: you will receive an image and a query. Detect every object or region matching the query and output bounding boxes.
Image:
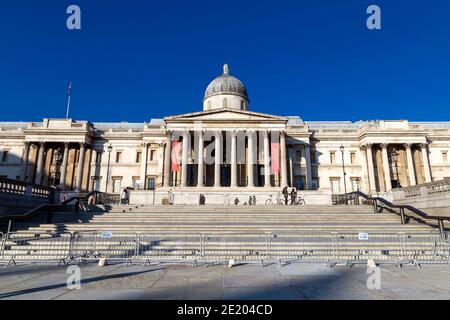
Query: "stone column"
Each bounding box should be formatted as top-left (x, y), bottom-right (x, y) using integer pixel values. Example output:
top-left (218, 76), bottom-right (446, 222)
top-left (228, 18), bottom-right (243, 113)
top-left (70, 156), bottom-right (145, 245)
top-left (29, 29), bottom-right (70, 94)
top-left (140, 143), bottom-right (148, 189)
top-left (197, 131), bottom-right (204, 187)
top-left (304, 144), bottom-right (312, 190)
top-left (404, 143), bottom-right (416, 186)
top-left (59, 142), bottom-right (70, 190)
top-left (214, 131), bottom-right (222, 187)
top-left (381, 143), bottom-right (392, 191)
top-left (280, 131), bottom-right (288, 187)
top-left (20, 142), bottom-right (30, 181)
top-left (35, 142), bottom-right (45, 185)
top-left (288, 147), bottom-right (294, 187)
top-left (247, 130), bottom-right (255, 187)
top-left (75, 143), bottom-right (86, 191)
top-left (181, 131), bottom-right (189, 187)
top-left (230, 131), bottom-right (237, 187)
top-left (421, 143), bottom-right (432, 182)
top-left (365, 144), bottom-right (376, 192)
top-left (163, 132), bottom-right (172, 187)
top-left (359, 146), bottom-right (370, 192)
top-left (263, 131), bottom-right (271, 187)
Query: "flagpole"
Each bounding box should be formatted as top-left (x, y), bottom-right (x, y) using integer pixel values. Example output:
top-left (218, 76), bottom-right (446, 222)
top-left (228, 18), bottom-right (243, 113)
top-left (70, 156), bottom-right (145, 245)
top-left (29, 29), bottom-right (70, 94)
top-left (66, 82), bottom-right (72, 119)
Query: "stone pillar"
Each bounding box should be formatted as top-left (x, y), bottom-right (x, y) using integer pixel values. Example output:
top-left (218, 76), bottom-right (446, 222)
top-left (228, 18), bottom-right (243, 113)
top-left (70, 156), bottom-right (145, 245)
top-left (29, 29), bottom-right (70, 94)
top-left (404, 143), bottom-right (417, 186)
top-left (280, 131), bottom-right (288, 187)
top-left (263, 131), bottom-right (271, 187)
top-left (140, 142), bottom-right (148, 190)
top-left (288, 147), bottom-right (294, 187)
top-left (75, 143), bottom-right (86, 191)
top-left (181, 131), bottom-right (189, 187)
top-left (20, 142), bottom-right (30, 181)
top-left (381, 143), bottom-right (392, 191)
top-left (197, 131), bottom-right (204, 187)
top-left (230, 131), bottom-right (237, 187)
top-left (359, 146), bottom-right (370, 192)
top-left (304, 144), bottom-right (312, 190)
top-left (365, 144), bottom-right (376, 192)
top-left (247, 131), bottom-right (255, 187)
top-left (35, 142), bottom-right (45, 185)
top-left (214, 131), bottom-right (222, 187)
top-left (163, 132), bottom-right (172, 187)
top-left (59, 142), bottom-right (70, 190)
top-left (421, 143), bottom-right (432, 182)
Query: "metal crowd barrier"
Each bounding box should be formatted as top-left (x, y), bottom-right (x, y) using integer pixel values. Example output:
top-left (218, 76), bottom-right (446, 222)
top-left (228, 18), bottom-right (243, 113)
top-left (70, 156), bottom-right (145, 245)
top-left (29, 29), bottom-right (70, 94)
top-left (0, 230), bottom-right (449, 268)
top-left (0, 231), bottom-right (72, 267)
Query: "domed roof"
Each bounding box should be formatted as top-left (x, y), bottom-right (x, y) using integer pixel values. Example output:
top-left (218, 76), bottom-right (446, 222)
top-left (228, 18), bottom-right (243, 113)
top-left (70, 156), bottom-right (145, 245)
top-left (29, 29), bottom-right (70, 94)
top-left (204, 64), bottom-right (248, 101)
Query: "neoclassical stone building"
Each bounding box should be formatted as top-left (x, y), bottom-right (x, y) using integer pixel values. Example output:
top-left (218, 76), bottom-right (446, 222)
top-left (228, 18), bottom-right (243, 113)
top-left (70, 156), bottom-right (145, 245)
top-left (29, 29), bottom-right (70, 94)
top-left (0, 65), bottom-right (449, 203)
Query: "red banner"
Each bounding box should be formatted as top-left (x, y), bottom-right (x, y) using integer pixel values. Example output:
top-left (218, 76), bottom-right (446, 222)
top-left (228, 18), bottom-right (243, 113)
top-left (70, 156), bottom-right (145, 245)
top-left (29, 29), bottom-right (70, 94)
top-left (171, 141), bottom-right (182, 172)
top-left (271, 142), bottom-right (280, 173)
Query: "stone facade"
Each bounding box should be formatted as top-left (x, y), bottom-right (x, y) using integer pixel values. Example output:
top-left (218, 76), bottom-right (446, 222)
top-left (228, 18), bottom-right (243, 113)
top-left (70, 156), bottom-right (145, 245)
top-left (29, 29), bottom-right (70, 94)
top-left (1, 65), bottom-right (450, 199)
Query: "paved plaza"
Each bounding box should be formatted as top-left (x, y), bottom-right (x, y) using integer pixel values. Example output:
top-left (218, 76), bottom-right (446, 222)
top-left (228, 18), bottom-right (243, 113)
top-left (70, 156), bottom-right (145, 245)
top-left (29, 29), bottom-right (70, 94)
top-left (0, 262), bottom-right (449, 300)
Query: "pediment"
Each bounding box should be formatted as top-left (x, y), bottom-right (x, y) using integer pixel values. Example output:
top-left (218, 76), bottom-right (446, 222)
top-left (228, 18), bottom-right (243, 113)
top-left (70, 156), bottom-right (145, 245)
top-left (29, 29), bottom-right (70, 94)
top-left (164, 108), bottom-right (287, 123)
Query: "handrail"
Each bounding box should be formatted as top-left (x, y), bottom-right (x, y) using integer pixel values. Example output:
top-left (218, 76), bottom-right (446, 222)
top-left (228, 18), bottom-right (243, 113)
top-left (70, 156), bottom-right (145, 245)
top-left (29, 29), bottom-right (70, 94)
top-left (333, 191), bottom-right (450, 236)
top-left (0, 191), bottom-right (104, 233)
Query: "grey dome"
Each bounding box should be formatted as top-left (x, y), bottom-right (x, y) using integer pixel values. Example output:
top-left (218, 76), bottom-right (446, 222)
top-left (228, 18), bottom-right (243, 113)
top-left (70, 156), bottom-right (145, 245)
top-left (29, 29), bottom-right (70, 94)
top-left (203, 64), bottom-right (248, 101)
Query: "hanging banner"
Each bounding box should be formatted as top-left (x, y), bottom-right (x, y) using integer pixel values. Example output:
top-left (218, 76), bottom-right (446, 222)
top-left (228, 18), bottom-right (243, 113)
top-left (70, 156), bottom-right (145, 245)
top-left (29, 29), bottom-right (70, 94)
top-left (171, 141), bottom-right (182, 172)
top-left (271, 142), bottom-right (280, 173)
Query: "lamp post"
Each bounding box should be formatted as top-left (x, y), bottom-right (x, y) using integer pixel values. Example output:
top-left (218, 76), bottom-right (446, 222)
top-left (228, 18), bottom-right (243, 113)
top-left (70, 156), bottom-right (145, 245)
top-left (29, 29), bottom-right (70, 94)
top-left (389, 149), bottom-right (400, 188)
top-left (105, 144), bottom-right (113, 193)
top-left (340, 145), bottom-right (347, 194)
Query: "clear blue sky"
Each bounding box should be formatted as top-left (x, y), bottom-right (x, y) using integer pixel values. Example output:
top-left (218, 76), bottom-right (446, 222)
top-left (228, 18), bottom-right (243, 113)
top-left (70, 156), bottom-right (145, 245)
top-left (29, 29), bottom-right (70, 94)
top-left (1, 0), bottom-right (449, 122)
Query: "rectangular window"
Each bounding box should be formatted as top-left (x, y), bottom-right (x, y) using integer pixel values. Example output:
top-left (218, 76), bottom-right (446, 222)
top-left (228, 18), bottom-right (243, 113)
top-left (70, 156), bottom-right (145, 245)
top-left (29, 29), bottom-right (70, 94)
top-left (351, 177), bottom-right (360, 192)
top-left (92, 177), bottom-right (101, 192)
top-left (350, 152), bottom-right (356, 164)
top-left (136, 152), bottom-right (142, 163)
top-left (147, 176), bottom-right (156, 190)
top-left (330, 152), bottom-right (336, 164)
top-left (442, 152), bottom-right (448, 164)
top-left (112, 177), bottom-right (122, 193)
top-left (132, 177), bottom-right (141, 190)
top-left (295, 150), bottom-right (302, 162)
top-left (150, 150), bottom-right (156, 161)
top-left (1, 150), bottom-right (9, 162)
top-left (115, 152), bottom-right (122, 163)
top-left (330, 177), bottom-right (340, 194)
top-left (95, 151), bottom-right (102, 164)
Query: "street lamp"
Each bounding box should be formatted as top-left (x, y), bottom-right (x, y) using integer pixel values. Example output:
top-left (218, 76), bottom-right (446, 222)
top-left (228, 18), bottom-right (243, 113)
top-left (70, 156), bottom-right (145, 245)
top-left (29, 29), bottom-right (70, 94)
top-left (389, 149), bottom-right (400, 188)
top-left (340, 145), bottom-right (347, 194)
top-left (105, 144), bottom-right (113, 193)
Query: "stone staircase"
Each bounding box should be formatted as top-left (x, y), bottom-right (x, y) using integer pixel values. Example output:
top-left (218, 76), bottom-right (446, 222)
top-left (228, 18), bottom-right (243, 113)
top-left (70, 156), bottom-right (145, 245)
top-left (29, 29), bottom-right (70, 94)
top-left (1, 204), bottom-right (448, 265)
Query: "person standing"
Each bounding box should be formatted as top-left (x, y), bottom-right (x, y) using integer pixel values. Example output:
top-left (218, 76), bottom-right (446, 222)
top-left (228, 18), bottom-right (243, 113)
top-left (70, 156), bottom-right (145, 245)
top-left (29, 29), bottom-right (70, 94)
top-left (282, 186), bottom-right (289, 205)
top-left (290, 187), bottom-right (297, 205)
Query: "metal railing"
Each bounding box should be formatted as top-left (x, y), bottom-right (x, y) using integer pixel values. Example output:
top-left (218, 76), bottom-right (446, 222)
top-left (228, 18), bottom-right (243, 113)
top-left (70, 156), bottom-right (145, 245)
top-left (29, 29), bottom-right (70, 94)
top-left (1, 230), bottom-right (448, 267)
top-left (332, 191), bottom-right (450, 236)
top-left (0, 191), bottom-right (118, 233)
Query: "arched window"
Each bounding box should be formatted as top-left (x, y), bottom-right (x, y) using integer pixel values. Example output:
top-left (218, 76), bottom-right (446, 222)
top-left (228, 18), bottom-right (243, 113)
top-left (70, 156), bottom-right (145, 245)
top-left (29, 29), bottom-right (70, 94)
top-left (241, 100), bottom-right (244, 110)
top-left (223, 98), bottom-right (228, 108)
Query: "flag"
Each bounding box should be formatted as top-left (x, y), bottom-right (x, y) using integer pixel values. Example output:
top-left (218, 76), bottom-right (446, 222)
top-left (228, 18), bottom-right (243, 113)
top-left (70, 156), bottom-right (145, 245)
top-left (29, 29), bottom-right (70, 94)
top-left (171, 141), bottom-right (182, 172)
top-left (68, 81), bottom-right (72, 96)
top-left (271, 142), bottom-right (280, 173)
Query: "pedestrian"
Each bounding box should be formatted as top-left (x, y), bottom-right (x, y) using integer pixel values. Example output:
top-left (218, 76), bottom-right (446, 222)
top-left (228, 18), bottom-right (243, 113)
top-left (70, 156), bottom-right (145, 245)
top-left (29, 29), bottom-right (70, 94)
top-left (121, 188), bottom-right (129, 205)
top-left (234, 197), bottom-right (240, 205)
top-left (282, 186), bottom-right (289, 205)
top-left (248, 195), bottom-right (253, 206)
top-left (252, 195), bottom-right (256, 205)
top-left (290, 187), bottom-right (297, 205)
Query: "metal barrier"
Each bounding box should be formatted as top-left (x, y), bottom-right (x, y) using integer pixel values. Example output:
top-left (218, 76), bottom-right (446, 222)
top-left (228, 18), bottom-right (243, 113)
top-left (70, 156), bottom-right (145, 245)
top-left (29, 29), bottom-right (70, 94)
top-left (137, 233), bottom-right (200, 265)
top-left (202, 233), bottom-right (268, 262)
top-left (0, 232), bottom-right (72, 267)
top-left (0, 231), bottom-right (449, 268)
